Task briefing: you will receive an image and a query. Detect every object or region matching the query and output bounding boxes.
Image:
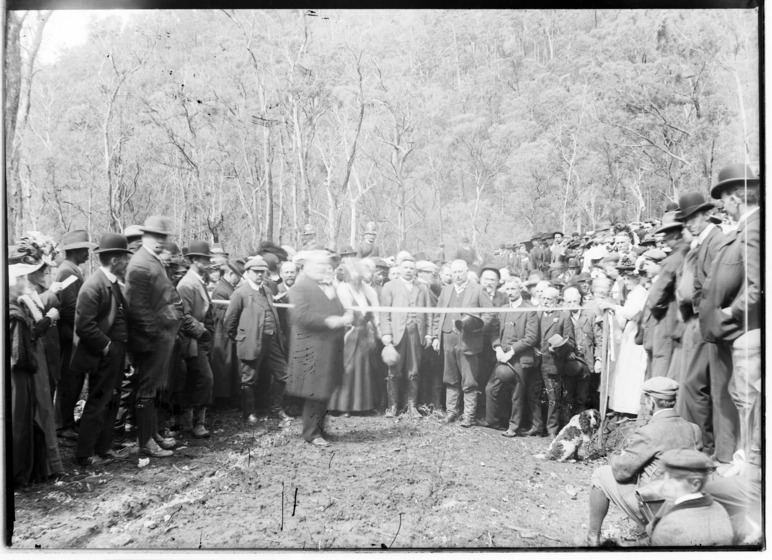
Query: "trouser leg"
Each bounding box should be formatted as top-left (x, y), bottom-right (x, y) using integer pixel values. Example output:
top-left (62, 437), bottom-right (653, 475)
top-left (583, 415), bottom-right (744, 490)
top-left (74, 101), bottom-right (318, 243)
top-left (678, 319), bottom-right (714, 455)
top-left (710, 341), bottom-right (739, 462)
top-left (263, 334), bottom-right (288, 413)
top-left (240, 359), bottom-right (259, 417)
top-left (485, 364), bottom-right (515, 426)
top-left (543, 373), bottom-right (562, 435)
top-left (301, 398), bottom-right (327, 442)
top-left (442, 333), bottom-right (461, 416)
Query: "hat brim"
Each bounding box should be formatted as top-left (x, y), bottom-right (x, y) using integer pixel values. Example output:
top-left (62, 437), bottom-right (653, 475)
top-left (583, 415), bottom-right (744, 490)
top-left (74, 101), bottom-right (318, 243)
top-left (655, 222), bottom-right (683, 234)
top-left (675, 201), bottom-right (714, 221)
top-left (480, 267), bottom-right (500, 279)
top-left (138, 227), bottom-right (172, 236)
top-left (710, 176), bottom-right (759, 199)
top-left (227, 264), bottom-right (245, 277)
top-left (93, 247), bottom-right (132, 254)
top-left (58, 241), bottom-right (98, 251)
top-left (186, 252), bottom-right (213, 259)
top-left (8, 261), bottom-right (45, 278)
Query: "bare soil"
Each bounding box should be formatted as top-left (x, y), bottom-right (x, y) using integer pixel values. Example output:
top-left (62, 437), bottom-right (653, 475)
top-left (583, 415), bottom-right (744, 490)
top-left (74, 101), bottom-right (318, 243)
top-left (10, 408), bottom-right (641, 550)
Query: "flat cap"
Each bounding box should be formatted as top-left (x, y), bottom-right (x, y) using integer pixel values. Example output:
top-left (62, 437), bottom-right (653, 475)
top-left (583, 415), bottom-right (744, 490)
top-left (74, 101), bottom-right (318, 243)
top-left (245, 256), bottom-right (269, 271)
top-left (642, 376), bottom-right (679, 400)
top-left (415, 260), bottom-right (437, 273)
top-left (643, 249), bottom-right (667, 263)
top-left (660, 448), bottom-right (716, 474)
top-left (396, 250), bottom-right (415, 264)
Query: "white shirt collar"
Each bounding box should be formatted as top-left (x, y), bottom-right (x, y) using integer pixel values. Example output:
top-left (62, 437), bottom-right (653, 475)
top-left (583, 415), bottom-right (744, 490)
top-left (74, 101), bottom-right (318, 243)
top-left (246, 278), bottom-right (263, 292)
top-left (509, 297), bottom-right (523, 308)
top-left (143, 244), bottom-right (164, 263)
top-left (737, 206), bottom-right (759, 225)
top-left (454, 282), bottom-right (468, 294)
top-left (674, 492), bottom-right (704, 506)
top-left (652, 408), bottom-right (670, 417)
top-left (400, 277), bottom-right (415, 290)
top-left (100, 266), bottom-right (118, 284)
top-left (696, 223), bottom-right (715, 246)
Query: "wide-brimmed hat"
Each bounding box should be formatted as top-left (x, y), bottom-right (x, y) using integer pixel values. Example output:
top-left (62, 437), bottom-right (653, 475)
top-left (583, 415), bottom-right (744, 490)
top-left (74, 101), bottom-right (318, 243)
top-left (639, 233), bottom-right (657, 246)
top-left (381, 345), bottom-right (400, 367)
top-left (710, 163), bottom-right (759, 199)
top-left (454, 313), bottom-right (484, 334)
top-left (7, 244), bottom-right (46, 278)
top-left (227, 258), bottom-right (247, 278)
top-left (615, 255), bottom-right (637, 271)
top-left (138, 216), bottom-right (173, 236)
top-left (123, 225), bottom-right (144, 242)
top-left (364, 222), bottom-right (378, 235)
top-left (655, 211), bottom-right (684, 234)
top-left (58, 230), bottom-right (97, 252)
top-left (93, 233), bottom-right (132, 254)
top-left (675, 192), bottom-right (714, 221)
top-left (186, 240), bottom-right (213, 259)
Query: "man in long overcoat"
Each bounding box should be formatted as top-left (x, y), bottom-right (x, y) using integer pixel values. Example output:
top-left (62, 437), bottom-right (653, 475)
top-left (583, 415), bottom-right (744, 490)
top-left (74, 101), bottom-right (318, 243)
top-left (286, 251), bottom-right (352, 446)
top-left (210, 258), bottom-right (245, 404)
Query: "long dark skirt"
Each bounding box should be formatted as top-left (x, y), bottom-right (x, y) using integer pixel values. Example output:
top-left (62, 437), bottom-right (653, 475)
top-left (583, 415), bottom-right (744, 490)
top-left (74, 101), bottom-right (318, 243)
top-left (328, 323), bottom-right (377, 412)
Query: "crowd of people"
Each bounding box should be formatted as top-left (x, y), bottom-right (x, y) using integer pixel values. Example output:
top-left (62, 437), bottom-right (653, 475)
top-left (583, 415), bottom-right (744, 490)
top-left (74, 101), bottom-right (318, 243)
top-left (8, 163), bottom-right (760, 547)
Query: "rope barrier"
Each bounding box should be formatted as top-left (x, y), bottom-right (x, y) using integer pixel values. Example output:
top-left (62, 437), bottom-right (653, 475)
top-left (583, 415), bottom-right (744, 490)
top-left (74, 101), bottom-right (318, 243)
top-left (211, 299), bottom-right (600, 314)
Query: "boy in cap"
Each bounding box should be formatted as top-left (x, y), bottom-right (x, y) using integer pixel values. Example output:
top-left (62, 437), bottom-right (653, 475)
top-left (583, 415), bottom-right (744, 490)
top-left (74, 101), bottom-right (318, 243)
top-left (647, 449), bottom-right (733, 546)
top-left (586, 377), bottom-right (703, 546)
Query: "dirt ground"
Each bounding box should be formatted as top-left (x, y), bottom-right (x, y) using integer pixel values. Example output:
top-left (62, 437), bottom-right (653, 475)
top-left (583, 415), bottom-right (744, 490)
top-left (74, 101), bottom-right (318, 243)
top-left (10, 407), bottom-right (643, 550)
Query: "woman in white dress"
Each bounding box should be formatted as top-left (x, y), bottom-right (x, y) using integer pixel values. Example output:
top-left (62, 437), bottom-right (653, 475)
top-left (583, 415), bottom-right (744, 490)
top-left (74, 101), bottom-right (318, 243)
top-left (597, 256), bottom-right (648, 415)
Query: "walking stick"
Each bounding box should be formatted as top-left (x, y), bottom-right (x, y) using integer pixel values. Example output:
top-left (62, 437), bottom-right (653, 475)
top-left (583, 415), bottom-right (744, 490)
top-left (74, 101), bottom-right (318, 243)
top-left (598, 309), bottom-right (610, 447)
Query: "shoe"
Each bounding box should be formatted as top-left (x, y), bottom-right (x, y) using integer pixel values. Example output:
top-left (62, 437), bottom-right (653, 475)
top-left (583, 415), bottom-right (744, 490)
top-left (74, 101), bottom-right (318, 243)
top-left (192, 424), bottom-right (210, 439)
top-left (526, 427), bottom-right (544, 437)
top-left (60, 427), bottom-right (79, 440)
top-left (274, 409), bottom-right (293, 421)
top-left (140, 441), bottom-right (173, 458)
top-left (444, 412), bottom-right (458, 424)
top-left (460, 415), bottom-right (476, 428)
top-left (501, 429), bottom-right (522, 438)
top-left (309, 437), bottom-right (330, 447)
top-left (153, 433), bottom-right (177, 450)
top-left (480, 421), bottom-right (506, 430)
top-left (159, 427), bottom-right (179, 439)
top-left (246, 414), bottom-right (260, 424)
top-left (385, 406), bottom-right (397, 418)
top-left (76, 456), bottom-right (107, 468)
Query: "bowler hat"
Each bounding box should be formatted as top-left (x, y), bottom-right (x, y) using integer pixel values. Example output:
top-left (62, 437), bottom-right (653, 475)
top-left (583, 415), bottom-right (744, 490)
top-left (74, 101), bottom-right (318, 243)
top-left (665, 201), bottom-right (679, 212)
top-left (58, 230), bottom-right (97, 252)
top-left (574, 271), bottom-right (592, 283)
top-left (660, 448), bottom-right (716, 474)
top-left (674, 192), bottom-right (714, 221)
top-left (479, 264), bottom-right (500, 279)
top-left (211, 243), bottom-right (229, 256)
top-left (138, 216), bottom-right (173, 236)
top-left (339, 245), bottom-right (357, 257)
top-left (93, 233), bottom-right (132, 254)
top-left (381, 345), bottom-right (400, 367)
top-left (642, 376), bottom-right (679, 400)
top-left (245, 256), bottom-right (269, 271)
top-left (547, 334), bottom-right (574, 361)
top-left (639, 233), bottom-right (657, 246)
top-left (567, 258), bottom-right (579, 268)
top-left (227, 258), bottom-right (246, 278)
top-left (364, 221), bottom-right (378, 235)
top-left (710, 163), bottom-right (759, 199)
top-left (186, 240), bottom-right (213, 259)
top-left (123, 225), bottom-right (144, 242)
top-left (552, 231), bottom-right (563, 238)
top-left (454, 314), bottom-right (484, 334)
top-left (655, 211), bottom-right (683, 234)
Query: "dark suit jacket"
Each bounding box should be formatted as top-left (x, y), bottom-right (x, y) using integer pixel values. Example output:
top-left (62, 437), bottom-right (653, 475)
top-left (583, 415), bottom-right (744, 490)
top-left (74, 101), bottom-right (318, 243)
top-left (492, 301), bottom-right (538, 366)
top-left (610, 409), bottom-right (703, 486)
top-left (176, 269), bottom-right (212, 358)
top-left (224, 281), bottom-right (284, 361)
top-left (648, 241), bottom-right (689, 343)
top-left (691, 224), bottom-right (726, 314)
top-left (431, 282), bottom-right (494, 355)
top-left (285, 276), bottom-right (345, 400)
top-left (570, 308), bottom-right (601, 367)
top-left (538, 309), bottom-right (575, 376)
top-left (379, 279), bottom-right (432, 345)
top-left (125, 246), bottom-right (183, 354)
top-left (55, 259), bottom-right (84, 342)
top-left (700, 210), bottom-right (761, 342)
top-left (356, 241), bottom-right (379, 258)
top-left (71, 269), bottom-right (128, 373)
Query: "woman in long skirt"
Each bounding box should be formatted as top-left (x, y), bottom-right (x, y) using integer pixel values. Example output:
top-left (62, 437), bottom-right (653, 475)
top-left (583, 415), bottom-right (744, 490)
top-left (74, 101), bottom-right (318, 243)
top-left (329, 258), bottom-right (380, 415)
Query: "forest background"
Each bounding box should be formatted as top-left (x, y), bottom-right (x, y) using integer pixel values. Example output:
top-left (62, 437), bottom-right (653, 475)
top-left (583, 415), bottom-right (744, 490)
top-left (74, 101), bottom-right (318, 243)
top-left (5, 9), bottom-right (760, 257)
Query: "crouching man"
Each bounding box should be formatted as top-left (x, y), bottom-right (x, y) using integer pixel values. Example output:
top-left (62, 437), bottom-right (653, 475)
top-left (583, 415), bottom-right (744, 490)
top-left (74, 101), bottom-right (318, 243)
top-left (585, 377), bottom-right (703, 546)
top-left (647, 449), bottom-right (733, 547)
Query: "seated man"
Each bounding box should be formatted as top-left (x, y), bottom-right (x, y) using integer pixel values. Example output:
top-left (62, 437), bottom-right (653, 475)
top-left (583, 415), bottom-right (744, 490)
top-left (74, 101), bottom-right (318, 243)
top-left (647, 449), bottom-right (733, 547)
top-left (704, 387), bottom-right (762, 545)
top-left (586, 377), bottom-right (703, 546)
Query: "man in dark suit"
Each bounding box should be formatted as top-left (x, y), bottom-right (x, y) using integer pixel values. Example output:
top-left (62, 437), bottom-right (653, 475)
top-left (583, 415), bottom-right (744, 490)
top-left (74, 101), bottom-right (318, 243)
top-left (224, 256), bottom-right (291, 424)
top-left (564, 285), bottom-right (601, 412)
top-left (482, 276), bottom-right (539, 435)
top-left (125, 216), bottom-right (183, 458)
top-left (673, 192), bottom-right (727, 460)
top-left (71, 233), bottom-right (132, 467)
top-left (537, 286), bottom-right (576, 437)
top-left (286, 251), bottom-right (352, 446)
top-left (430, 259), bottom-right (494, 427)
top-left (55, 230), bottom-right (97, 440)
top-left (478, 265), bottom-right (507, 416)
top-left (211, 258), bottom-right (245, 404)
top-left (415, 260), bottom-right (443, 411)
top-left (176, 241), bottom-right (216, 438)
top-left (379, 254), bottom-right (432, 417)
top-left (356, 222), bottom-right (380, 258)
top-left (586, 377), bottom-right (703, 546)
top-left (701, 163), bottom-right (760, 462)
